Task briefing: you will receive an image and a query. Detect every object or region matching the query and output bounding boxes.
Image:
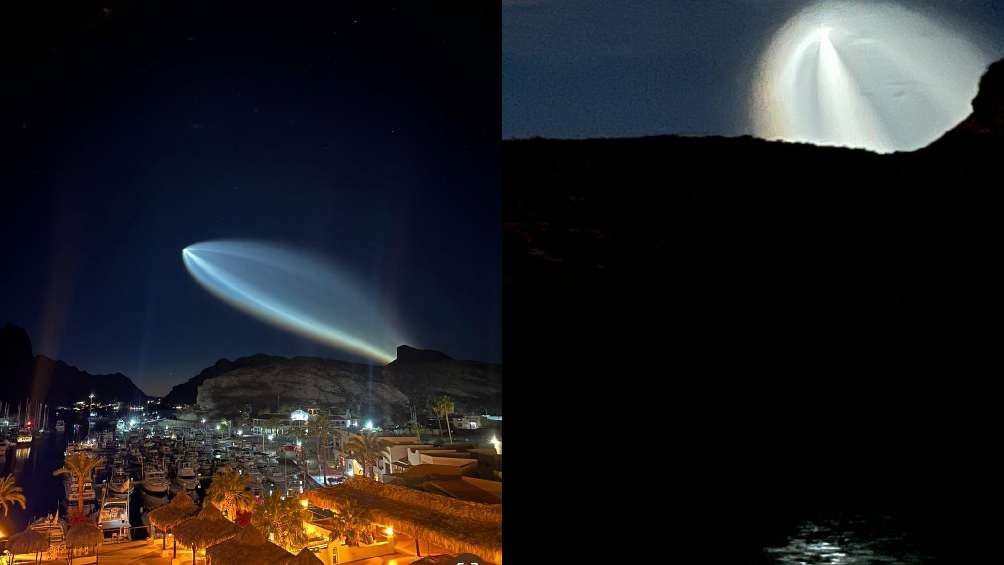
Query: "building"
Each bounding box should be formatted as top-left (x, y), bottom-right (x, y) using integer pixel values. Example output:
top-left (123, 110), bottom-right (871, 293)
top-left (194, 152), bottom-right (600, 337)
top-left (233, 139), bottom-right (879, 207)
top-left (329, 411), bottom-right (359, 428)
top-left (450, 415), bottom-right (483, 430)
top-left (405, 446), bottom-right (479, 473)
top-left (306, 478), bottom-right (501, 564)
top-left (290, 409), bottom-right (309, 425)
top-left (375, 437), bottom-right (434, 480)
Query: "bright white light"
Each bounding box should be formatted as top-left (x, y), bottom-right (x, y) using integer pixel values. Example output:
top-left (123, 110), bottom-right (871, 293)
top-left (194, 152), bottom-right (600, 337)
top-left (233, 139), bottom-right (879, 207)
top-left (752, 1), bottom-right (994, 152)
top-left (364, 420), bottom-right (373, 430)
top-left (268, 434), bottom-right (274, 441)
top-left (182, 240), bottom-right (407, 363)
top-left (201, 418), bottom-right (206, 424)
top-left (237, 430), bottom-right (243, 436)
top-left (215, 425), bottom-right (221, 431)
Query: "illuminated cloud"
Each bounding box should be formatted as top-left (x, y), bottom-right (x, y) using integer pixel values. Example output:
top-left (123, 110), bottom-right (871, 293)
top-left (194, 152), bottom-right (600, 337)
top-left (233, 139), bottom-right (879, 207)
top-left (752, 1), bottom-right (994, 153)
top-left (182, 240), bottom-right (404, 364)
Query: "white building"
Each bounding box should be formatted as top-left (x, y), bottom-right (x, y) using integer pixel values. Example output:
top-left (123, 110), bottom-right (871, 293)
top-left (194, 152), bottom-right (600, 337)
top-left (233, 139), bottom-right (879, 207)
top-left (374, 437), bottom-right (433, 481)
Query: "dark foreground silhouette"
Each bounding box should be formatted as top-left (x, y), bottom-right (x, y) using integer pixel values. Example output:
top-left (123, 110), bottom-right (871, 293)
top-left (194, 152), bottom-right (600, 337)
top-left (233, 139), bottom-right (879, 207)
top-left (503, 60), bottom-right (1004, 563)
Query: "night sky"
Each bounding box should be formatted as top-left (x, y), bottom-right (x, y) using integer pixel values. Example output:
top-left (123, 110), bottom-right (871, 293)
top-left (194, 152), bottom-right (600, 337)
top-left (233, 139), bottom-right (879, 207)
top-left (504, 0), bottom-right (1004, 139)
top-left (1, 3), bottom-right (499, 396)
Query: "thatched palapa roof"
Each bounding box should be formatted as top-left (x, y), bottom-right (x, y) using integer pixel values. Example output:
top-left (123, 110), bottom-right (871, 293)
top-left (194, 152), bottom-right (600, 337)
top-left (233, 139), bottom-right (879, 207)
top-left (174, 504), bottom-right (239, 549)
top-left (284, 548), bottom-right (323, 565)
top-left (411, 555), bottom-right (489, 565)
top-left (148, 490), bottom-right (199, 530)
top-left (7, 529), bottom-right (49, 554)
top-left (65, 524), bottom-right (102, 548)
top-left (205, 526), bottom-right (292, 565)
top-left (306, 477), bottom-right (502, 564)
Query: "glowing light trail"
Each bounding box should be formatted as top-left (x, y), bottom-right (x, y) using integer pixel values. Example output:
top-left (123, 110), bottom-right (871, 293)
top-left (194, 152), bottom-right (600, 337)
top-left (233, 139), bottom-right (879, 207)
top-left (182, 240), bottom-right (403, 364)
top-left (752, 1), bottom-right (995, 153)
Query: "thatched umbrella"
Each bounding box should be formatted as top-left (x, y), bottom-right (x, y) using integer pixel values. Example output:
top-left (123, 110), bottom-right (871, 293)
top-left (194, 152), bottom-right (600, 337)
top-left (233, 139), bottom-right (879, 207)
top-left (7, 529), bottom-right (49, 565)
top-left (306, 477), bottom-right (502, 564)
top-left (283, 548), bottom-right (323, 565)
top-left (411, 556), bottom-right (488, 565)
top-left (65, 523), bottom-right (102, 565)
top-left (148, 490), bottom-right (199, 555)
top-left (174, 504), bottom-right (240, 565)
top-left (206, 526), bottom-right (292, 565)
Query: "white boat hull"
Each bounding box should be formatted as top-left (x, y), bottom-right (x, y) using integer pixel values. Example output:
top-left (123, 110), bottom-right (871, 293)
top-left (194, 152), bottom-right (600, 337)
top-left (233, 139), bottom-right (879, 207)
top-left (142, 480), bottom-right (169, 495)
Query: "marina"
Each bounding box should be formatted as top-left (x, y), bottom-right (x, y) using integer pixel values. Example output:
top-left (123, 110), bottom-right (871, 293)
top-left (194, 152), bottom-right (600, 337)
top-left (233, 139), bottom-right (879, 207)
top-left (0, 413), bottom-right (311, 561)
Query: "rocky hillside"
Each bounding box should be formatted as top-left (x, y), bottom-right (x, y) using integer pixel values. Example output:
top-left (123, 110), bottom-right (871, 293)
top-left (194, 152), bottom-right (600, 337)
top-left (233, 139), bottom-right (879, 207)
top-left (166, 345), bottom-right (501, 423)
top-left (501, 60), bottom-right (1004, 517)
top-left (504, 59), bottom-right (1004, 333)
top-left (0, 323), bottom-right (149, 406)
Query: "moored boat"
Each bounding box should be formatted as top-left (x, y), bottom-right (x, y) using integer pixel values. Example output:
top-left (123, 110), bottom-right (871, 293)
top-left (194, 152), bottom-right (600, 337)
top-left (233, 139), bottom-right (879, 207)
top-left (142, 466), bottom-right (170, 495)
top-left (107, 468), bottom-right (132, 495)
top-left (97, 495), bottom-right (130, 540)
top-left (16, 428), bottom-right (33, 444)
top-left (174, 461), bottom-right (199, 492)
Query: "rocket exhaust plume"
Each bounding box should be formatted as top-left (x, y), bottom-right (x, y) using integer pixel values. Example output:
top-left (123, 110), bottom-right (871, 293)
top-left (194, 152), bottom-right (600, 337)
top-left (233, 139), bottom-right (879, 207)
top-left (751, 1), bottom-right (993, 153)
top-left (182, 240), bottom-right (405, 364)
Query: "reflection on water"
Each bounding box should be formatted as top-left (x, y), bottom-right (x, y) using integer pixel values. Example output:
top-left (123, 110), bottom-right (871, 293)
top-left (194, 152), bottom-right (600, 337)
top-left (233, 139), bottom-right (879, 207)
top-left (0, 434), bottom-right (69, 535)
top-left (764, 515), bottom-right (935, 564)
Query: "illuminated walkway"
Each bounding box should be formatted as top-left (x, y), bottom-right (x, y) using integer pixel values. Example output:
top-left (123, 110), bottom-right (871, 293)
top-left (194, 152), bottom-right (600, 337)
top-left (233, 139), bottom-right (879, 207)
top-left (10, 540), bottom-right (171, 565)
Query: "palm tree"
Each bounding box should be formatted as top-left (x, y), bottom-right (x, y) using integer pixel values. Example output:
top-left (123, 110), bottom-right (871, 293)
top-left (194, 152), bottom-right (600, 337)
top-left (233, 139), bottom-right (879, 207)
top-left (431, 396), bottom-right (455, 443)
top-left (251, 491), bottom-right (308, 552)
top-left (53, 452), bottom-right (104, 518)
top-left (344, 431), bottom-right (388, 479)
top-left (409, 420), bottom-right (425, 443)
top-left (430, 400), bottom-right (444, 439)
top-left (309, 414), bottom-right (331, 485)
top-left (0, 474), bottom-right (26, 516)
top-left (205, 468), bottom-right (253, 521)
top-left (327, 499), bottom-right (373, 547)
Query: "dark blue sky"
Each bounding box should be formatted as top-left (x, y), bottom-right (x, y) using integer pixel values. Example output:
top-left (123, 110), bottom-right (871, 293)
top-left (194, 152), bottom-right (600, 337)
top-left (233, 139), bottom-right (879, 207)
top-left (0, 3), bottom-right (499, 395)
top-left (504, 0), bottom-right (1004, 139)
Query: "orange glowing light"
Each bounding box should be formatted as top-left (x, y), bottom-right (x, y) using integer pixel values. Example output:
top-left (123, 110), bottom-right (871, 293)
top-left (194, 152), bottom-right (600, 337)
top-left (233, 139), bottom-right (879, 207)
top-left (299, 499), bottom-right (309, 508)
top-left (383, 526), bottom-right (394, 537)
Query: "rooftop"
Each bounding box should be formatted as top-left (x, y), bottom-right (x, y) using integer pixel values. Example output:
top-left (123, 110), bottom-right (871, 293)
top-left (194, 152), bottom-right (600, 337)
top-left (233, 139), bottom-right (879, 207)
top-left (424, 479), bottom-right (502, 504)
